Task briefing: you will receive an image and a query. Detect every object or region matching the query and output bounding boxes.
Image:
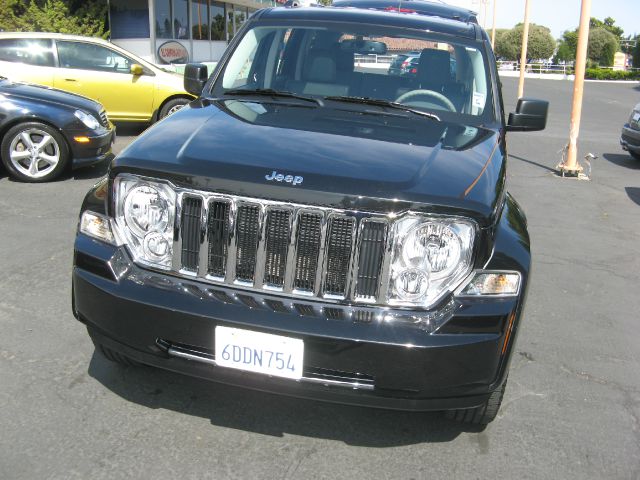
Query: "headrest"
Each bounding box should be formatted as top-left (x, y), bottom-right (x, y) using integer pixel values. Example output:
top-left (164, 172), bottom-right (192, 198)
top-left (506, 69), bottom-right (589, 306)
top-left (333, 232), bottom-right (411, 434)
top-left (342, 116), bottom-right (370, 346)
top-left (303, 51), bottom-right (337, 83)
top-left (418, 48), bottom-right (451, 88)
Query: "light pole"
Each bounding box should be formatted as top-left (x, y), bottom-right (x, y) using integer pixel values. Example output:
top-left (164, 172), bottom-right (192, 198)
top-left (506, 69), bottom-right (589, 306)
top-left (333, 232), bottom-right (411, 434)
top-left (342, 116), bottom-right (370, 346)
top-left (517, 0), bottom-right (531, 99)
top-left (491, 0), bottom-right (498, 49)
top-left (558, 0), bottom-right (592, 175)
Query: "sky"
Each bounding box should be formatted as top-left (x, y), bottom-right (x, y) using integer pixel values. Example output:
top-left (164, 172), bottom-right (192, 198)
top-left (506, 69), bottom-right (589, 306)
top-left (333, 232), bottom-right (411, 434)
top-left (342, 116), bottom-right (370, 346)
top-left (447, 0), bottom-right (640, 39)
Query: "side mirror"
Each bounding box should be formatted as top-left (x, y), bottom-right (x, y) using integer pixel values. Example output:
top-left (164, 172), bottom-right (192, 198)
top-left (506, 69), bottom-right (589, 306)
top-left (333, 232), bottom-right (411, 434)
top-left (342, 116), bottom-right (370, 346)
top-left (184, 63), bottom-right (208, 97)
top-left (506, 98), bottom-right (549, 132)
top-left (130, 63), bottom-right (144, 76)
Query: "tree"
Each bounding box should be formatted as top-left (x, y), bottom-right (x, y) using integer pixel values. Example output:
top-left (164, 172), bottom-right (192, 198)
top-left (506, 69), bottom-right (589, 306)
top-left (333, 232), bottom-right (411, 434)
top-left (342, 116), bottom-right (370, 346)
top-left (555, 25), bottom-right (621, 67)
top-left (555, 30), bottom-right (578, 62)
top-left (494, 23), bottom-right (555, 61)
top-left (588, 28), bottom-right (619, 66)
top-left (590, 16), bottom-right (624, 40)
top-left (0, 0), bottom-right (108, 38)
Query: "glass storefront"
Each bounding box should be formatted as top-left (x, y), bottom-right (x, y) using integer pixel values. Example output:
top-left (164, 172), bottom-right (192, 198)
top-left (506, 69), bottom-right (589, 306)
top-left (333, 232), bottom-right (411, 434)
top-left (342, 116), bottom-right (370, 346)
top-left (210, 2), bottom-right (226, 41)
top-left (110, 0), bottom-right (150, 39)
top-left (113, 0), bottom-right (275, 63)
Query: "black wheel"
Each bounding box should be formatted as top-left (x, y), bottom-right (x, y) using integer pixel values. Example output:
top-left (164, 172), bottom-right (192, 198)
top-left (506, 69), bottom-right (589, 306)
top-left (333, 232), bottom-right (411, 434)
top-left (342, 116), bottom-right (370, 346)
top-left (1, 122), bottom-right (70, 182)
top-left (158, 97), bottom-right (190, 119)
top-left (445, 378), bottom-right (507, 425)
top-left (96, 343), bottom-right (141, 367)
top-left (630, 150), bottom-right (640, 161)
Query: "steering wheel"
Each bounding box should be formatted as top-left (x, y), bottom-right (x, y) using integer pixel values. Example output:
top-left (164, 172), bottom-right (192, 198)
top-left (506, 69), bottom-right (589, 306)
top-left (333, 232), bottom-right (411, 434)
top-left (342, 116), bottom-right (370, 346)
top-left (395, 89), bottom-right (456, 112)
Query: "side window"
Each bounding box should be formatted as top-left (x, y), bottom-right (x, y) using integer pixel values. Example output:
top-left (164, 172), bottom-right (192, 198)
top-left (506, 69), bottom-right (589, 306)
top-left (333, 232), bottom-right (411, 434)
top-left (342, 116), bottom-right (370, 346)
top-left (56, 41), bottom-right (134, 74)
top-left (0, 39), bottom-right (55, 67)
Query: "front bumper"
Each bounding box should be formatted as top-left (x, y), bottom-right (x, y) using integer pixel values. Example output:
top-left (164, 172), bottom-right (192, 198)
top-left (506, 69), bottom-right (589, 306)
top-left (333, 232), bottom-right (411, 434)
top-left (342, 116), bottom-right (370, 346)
top-left (69, 127), bottom-right (116, 169)
top-left (621, 124), bottom-right (640, 153)
top-left (73, 232), bottom-right (525, 412)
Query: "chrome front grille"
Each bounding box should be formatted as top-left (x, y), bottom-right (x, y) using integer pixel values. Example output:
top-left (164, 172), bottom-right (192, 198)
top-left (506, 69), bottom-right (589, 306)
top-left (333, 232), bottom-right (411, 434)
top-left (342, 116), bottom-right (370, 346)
top-left (171, 190), bottom-right (391, 304)
top-left (98, 110), bottom-right (109, 127)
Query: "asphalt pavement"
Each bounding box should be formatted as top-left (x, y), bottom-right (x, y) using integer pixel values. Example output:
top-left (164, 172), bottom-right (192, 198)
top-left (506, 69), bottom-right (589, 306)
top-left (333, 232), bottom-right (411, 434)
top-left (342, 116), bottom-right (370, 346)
top-left (0, 77), bottom-right (639, 479)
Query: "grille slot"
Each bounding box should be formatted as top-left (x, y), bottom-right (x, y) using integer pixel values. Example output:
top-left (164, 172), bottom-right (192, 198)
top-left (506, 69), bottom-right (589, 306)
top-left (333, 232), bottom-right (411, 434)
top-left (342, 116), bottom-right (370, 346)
top-left (263, 209), bottom-right (291, 287)
top-left (294, 212), bottom-right (322, 291)
top-left (355, 222), bottom-right (387, 299)
top-left (324, 217), bottom-right (355, 296)
top-left (235, 204), bottom-right (260, 282)
top-left (98, 110), bottom-right (109, 127)
top-left (207, 201), bottom-right (230, 277)
top-left (180, 197), bottom-right (202, 271)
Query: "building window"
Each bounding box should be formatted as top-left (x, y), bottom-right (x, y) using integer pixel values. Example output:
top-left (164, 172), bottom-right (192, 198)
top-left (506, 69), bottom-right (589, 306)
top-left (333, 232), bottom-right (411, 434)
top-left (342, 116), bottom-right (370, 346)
top-left (155, 0), bottom-right (173, 38)
top-left (109, 0), bottom-right (150, 39)
top-left (234, 7), bottom-right (247, 35)
top-left (173, 0), bottom-right (190, 40)
top-left (227, 4), bottom-right (235, 40)
top-left (210, 2), bottom-right (226, 41)
top-left (192, 0), bottom-right (209, 40)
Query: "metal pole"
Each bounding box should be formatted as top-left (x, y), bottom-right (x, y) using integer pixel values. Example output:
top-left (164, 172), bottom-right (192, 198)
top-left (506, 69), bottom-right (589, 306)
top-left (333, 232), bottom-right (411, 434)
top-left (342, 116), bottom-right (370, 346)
top-left (560, 0), bottom-right (592, 174)
top-left (483, 0), bottom-right (488, 29)
top-left (491, 0), bottom-right (498, 49)
top-left (517, 0), bottom-right (531, 98)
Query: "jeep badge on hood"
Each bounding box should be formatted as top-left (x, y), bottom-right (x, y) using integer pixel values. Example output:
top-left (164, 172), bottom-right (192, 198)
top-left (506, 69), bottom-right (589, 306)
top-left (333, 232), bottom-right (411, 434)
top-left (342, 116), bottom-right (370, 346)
top-left (265, 170), bottom-right (303, 186)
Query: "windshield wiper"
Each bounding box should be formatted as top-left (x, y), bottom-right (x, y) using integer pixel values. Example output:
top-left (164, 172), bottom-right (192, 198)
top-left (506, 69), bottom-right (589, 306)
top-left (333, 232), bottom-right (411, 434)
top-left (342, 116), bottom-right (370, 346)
top-left (324, 96), bottom-right (441, 122)
top-left (224, 88), bottom-right (324, 106)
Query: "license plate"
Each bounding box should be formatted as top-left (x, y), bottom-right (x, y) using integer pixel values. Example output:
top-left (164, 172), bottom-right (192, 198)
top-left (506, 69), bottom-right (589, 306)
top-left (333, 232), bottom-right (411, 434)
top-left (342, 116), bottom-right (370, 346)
top-left (215, 326), bottom-right (304, 380)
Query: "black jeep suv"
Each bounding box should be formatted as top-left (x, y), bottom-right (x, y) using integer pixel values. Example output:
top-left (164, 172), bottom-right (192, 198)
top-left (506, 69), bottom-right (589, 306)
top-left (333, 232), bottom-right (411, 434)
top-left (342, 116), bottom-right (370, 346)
top-left (72, 0), bottom-right (548, 425)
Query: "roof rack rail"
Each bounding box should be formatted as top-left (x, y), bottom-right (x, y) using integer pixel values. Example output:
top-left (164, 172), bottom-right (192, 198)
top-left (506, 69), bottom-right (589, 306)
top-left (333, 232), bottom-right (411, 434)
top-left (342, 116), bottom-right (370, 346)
top-left (331, 0), bottom-right (478, 24)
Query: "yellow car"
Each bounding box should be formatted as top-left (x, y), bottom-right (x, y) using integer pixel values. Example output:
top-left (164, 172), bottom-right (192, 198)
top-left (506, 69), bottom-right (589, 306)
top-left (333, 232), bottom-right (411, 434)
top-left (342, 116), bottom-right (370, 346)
top-left (0, 32), bottom-right (195, 123)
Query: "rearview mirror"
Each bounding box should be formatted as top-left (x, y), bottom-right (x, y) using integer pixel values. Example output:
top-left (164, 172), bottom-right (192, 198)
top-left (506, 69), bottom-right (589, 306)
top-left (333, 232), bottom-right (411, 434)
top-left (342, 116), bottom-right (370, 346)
top-left (506, 98), bottom-right (549, 132)
top-left (184, 63), bottom-right (208, 97)
top-left (340, 39), bottom-right (388, 55)
top-left (130, 63), bottom-right (144, 76)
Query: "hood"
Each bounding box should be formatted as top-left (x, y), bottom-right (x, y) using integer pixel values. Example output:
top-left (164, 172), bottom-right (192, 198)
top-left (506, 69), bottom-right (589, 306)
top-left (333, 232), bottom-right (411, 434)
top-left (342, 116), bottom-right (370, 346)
top-left (113, 99), bottom-right (505, 226)
top-left (0, 79), bottom-right (102, 113)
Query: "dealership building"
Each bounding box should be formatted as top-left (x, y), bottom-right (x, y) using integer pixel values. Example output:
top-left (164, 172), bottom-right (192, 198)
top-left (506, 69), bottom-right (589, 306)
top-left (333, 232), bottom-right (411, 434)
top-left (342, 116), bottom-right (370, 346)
top-left (107, 0), bottom-right (276, 65)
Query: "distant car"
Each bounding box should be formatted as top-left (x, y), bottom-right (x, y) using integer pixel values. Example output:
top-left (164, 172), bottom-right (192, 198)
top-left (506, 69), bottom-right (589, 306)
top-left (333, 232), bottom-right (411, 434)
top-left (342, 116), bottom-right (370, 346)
top-left (0, 33), bottom-right (195, 123)
top-left (390, 51), bottom-right (456, 79)
top-left (0, 76), bottom-right (114, 182)
top-left (388, 52), bottom-right (421, 76)
top-left (621, 103), bottom-right (640, 160)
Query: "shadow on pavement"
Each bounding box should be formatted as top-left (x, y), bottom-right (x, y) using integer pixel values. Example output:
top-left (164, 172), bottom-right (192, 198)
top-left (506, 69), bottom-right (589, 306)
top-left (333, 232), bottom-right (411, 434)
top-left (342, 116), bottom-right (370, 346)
top-left (602, 153), bottom-right (640, 170)
top-left (88, 352), bottom-right (481, 446)
top-left (509, 154), bottom-right (557, 173)
top-left (625, 187), bottom-right (640, 206)
top-left (71, 160), bottom-right (110, 180)
top-left (113, 121), bottom-right (148, 137)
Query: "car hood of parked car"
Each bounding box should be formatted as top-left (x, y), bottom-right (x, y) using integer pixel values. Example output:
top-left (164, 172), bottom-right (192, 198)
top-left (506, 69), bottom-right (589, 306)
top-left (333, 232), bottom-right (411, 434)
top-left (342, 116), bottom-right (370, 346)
top-left (112, 98), bottom-right (505, 226)
top-left (0, 79), bottom-right (102, 114)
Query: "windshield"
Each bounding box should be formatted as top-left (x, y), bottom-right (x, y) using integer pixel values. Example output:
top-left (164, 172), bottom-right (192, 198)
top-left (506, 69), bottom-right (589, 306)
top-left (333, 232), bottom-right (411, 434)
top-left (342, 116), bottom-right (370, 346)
top-left (212, 23), bottom-right (495, 123)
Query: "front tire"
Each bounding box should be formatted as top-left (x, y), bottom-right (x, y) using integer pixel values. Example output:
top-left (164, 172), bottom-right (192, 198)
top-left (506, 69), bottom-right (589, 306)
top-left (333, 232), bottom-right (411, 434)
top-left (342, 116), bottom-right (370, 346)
top-left (445, 377), bottom-right (507, 425)
top-left (158, 98), bottom-right (190, 119)
top-left (1, 122), bottom-right (69, 182)
top-left (630, 150), bottom-right (640, 161)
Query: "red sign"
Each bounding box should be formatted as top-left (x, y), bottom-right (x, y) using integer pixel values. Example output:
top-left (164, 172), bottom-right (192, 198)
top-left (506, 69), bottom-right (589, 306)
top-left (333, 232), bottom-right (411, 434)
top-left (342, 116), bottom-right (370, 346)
top-left (157, 41), bottom-right (189, 64)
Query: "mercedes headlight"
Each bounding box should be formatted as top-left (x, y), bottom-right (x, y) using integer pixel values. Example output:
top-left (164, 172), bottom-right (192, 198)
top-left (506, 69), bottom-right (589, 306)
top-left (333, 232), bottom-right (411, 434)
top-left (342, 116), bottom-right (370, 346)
top-left (74, 110), bottom-right (100, 130)
top-left (114, 176), bottom-right (176, 269)
top-left (389, 216), bottom-right (475, 307)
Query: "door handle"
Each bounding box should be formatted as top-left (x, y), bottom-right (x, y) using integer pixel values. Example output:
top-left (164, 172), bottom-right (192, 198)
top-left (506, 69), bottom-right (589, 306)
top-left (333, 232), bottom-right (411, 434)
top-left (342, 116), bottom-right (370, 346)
top-left (64, 78), bottom-right (77, 82)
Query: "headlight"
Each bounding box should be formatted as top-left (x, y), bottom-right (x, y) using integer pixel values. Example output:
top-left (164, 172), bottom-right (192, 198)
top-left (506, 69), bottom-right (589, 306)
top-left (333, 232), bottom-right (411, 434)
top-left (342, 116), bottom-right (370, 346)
top-left (114, 176), bottom-right (176, 269)
top-left (389, 216), bottom-right (475, 307)
top-left (74, 110), bottom-right (100, 130)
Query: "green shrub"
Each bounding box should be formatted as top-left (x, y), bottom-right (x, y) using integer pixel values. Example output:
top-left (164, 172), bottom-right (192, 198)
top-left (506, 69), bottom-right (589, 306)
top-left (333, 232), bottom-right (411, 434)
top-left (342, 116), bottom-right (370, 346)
top-left (584, 68), bottom-right (640, 80)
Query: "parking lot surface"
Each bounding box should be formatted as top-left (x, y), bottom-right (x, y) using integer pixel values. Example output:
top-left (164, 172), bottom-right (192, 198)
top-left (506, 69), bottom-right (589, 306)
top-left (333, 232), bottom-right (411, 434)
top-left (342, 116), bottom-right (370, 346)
top-left (1, 78), bottom-right (639, 479)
